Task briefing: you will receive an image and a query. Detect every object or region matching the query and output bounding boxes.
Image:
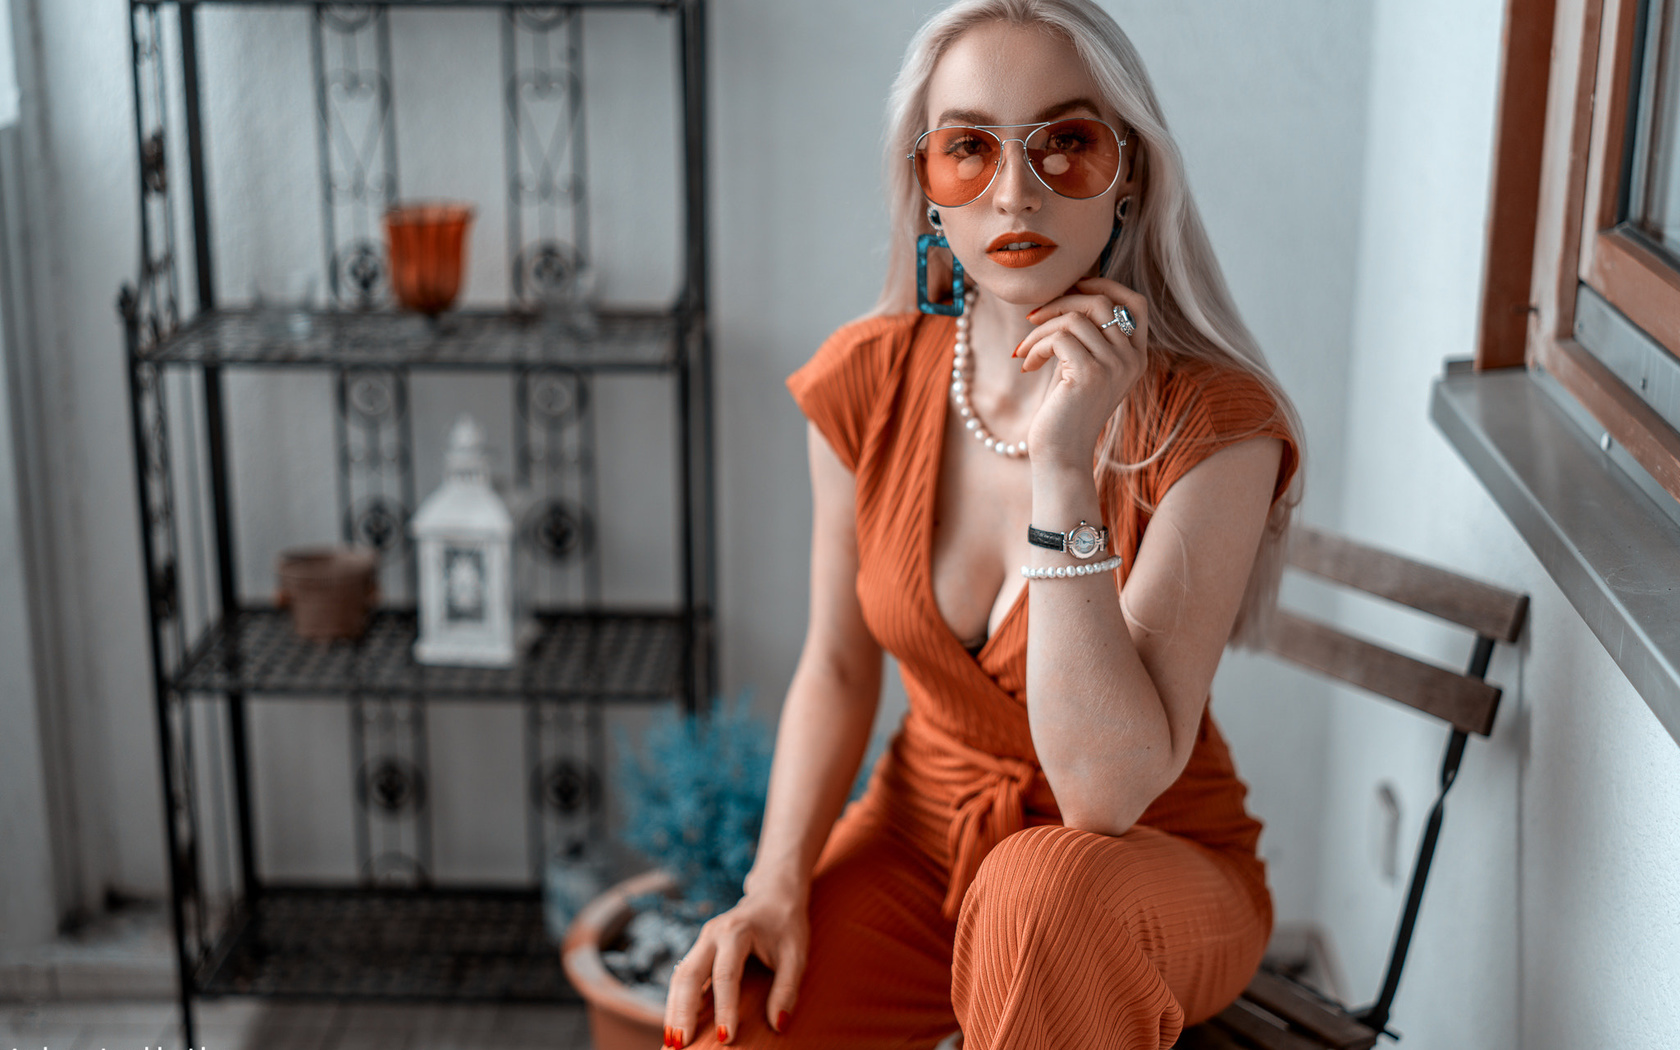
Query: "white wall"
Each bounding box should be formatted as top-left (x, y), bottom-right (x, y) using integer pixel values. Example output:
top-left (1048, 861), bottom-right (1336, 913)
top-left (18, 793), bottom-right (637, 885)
top-left (0, 0), bottom-right (58, 957)
top-left (7, 0), bottom-right (160, 913)
top-left (1323, 0), bottom-right (1680, 1045)
top-left (0, 227), bottom-right (58, 952)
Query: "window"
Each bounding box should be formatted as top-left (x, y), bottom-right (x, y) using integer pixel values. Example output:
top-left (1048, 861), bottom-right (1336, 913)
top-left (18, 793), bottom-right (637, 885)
top-left (1489, 0), bottom-right (1680, 502)
top-left (1456, 0), bottom-right (1680, 739)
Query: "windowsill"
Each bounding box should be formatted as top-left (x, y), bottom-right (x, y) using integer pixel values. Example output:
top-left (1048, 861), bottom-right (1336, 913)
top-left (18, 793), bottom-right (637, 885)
top-left (1431, 365), bottom-right (1680, 745)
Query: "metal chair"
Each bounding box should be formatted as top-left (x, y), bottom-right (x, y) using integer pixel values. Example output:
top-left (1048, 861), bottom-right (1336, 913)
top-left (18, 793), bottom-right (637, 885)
top-left (1178, 525), bottom-right (1529, 1050)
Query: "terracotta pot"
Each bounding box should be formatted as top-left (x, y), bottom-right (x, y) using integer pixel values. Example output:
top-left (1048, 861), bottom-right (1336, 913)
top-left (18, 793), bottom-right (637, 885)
top-left (562, 869), bottom-right (678, 1050)
top-left (385, 202), bottom-right (474, 315)
top-left (276, 546), bottom-right (380, 641)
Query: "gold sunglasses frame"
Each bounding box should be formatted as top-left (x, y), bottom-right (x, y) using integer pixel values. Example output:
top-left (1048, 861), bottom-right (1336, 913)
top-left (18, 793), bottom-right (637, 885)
top-left (908, 118), bottom-right (1128, 207)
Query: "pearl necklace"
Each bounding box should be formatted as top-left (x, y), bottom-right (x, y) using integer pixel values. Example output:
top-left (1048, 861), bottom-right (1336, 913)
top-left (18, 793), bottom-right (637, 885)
top-left (951, 291), bottom-right (1028, 458)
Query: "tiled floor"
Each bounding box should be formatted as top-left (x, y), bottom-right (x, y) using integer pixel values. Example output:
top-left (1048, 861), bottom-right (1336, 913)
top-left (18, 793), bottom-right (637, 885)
top-left (0, 999), bottom-right (594, 1050)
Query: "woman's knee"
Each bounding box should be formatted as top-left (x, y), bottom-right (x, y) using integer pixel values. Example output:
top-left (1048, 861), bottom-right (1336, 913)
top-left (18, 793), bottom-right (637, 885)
top-left (976, 824), bottom-right (1116, 886)
top-left (962, 825), bottom-right (1120, 926)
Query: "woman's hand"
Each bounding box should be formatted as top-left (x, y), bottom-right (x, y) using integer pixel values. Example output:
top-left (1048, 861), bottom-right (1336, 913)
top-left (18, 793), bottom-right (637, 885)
top-left (1015, 276), bottom-right (1150, 469)
top-left (663, 881), bottom-right (811, 1046)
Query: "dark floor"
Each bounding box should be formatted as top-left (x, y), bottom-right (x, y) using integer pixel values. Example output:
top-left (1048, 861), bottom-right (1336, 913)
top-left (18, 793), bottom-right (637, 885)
top-left (0, 999), bottom-right (593, 1050)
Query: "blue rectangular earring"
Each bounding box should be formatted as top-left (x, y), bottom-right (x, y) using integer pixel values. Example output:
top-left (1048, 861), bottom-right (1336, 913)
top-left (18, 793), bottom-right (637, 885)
top-left (916, 208), bottom-right (966, 316)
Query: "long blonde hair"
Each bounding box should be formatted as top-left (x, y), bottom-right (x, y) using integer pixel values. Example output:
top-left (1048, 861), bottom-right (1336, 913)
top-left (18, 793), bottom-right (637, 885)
top-left (873, 0), bottom-right (1303, 647)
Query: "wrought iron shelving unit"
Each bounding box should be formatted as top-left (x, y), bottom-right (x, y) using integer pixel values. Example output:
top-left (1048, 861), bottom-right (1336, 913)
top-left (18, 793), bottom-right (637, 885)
top-left (119, 1), bottom-right (712, 1042)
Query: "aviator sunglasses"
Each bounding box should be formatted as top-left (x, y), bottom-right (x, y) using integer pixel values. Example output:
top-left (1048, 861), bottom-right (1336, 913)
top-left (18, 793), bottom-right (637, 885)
top-left (909, 117), bottom-right (1126, 208)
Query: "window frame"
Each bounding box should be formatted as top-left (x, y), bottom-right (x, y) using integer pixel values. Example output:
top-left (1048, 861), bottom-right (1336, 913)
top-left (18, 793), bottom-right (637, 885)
top-left (1496, 0), bottom-right (1680, 500)
top-left (1446, 0), bottom-right (1680, 745)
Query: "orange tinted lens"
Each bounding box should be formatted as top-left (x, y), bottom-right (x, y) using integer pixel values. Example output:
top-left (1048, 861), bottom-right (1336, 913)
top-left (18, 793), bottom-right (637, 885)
top-left (1025, 119), bottom-right (1121, 199)
top-left (915, 126), bottom-right (1001, 207)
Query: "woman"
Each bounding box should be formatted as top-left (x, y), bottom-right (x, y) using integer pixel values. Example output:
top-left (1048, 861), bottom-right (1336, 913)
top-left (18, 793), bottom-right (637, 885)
top-left (664, 2), bottom-right (1301, 1047)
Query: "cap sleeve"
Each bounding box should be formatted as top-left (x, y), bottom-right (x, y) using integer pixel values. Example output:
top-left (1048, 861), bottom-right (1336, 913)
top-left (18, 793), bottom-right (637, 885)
top-left (1150, 363), bottom-right (1299, 506)
top-left (786, 314), bottom-right (915, 473)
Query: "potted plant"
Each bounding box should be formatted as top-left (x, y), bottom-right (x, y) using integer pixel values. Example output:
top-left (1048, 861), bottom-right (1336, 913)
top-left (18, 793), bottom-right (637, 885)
top-left (561, 695), bottom-right (774, 1050)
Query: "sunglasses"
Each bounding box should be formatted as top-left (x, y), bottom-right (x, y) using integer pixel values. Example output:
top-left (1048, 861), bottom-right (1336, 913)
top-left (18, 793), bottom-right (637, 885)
top-left (909, 118), bottom-right (1126, 208)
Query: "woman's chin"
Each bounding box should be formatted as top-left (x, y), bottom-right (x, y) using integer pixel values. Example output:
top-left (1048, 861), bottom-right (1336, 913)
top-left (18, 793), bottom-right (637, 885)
top-left (969, 266), bottom-right (1092, 307)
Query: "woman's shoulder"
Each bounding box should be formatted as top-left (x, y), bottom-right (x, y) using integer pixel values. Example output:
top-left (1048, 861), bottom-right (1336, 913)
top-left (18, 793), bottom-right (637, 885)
top-left (787, 310), bottom-right (927, 472)
top-left (1154, 354), bottom-right (1288, 433)
top-left (788, 310), bottom-right (926, 418)
top-left (1136, 352), bottom-right (1298, 502)
top-left (811, 310), bottom-right (925, 368)
top-left (1159, 352), bottom-right (1273, 394)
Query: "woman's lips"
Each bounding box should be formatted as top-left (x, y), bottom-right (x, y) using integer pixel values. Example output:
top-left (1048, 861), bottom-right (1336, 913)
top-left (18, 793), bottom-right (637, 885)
top-left (985, 231), bottom-right (1059, 268)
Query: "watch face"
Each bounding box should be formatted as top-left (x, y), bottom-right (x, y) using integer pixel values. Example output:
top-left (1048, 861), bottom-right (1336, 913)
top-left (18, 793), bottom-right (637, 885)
top-left (1069, 524), bottom-right (1103, 558)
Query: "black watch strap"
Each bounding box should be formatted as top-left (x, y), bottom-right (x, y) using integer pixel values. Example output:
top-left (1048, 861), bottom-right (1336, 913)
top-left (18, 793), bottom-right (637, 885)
top-left (1028, 520), bottom-right (1110, 558)
top-left (1027, 525), bottom-right (1067, 552)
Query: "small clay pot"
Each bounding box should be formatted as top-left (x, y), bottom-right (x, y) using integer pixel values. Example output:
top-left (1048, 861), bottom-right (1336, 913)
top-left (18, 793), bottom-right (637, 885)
top-left (276, 546), bottom-right (380, 642)
top-left (562, 869), bottom-right (677, 1050)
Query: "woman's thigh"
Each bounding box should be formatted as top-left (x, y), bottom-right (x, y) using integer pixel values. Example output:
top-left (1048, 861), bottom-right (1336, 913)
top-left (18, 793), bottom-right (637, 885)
top-left (952, 824), bottom-right (1271, 1049)
top-left (684, 805), bottom-right (962, 1050)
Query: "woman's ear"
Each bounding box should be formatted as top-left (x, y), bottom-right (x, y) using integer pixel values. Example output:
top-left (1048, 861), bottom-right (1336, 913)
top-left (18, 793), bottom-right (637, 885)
top-left (1121, 127), bottom-right (1140, 191)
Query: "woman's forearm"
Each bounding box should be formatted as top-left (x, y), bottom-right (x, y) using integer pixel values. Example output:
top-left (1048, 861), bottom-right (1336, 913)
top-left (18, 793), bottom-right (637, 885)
top-left (742, 648), bottom-right (882, 899)
top-left (1025, 465), bottom-right (1174, 834)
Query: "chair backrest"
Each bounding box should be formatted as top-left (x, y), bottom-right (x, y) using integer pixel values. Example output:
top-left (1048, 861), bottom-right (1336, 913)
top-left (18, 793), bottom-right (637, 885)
top-left (1262, 525), bottom-right (1528, 1036)
top-left (1269, 526), bottom-right (1527, 736)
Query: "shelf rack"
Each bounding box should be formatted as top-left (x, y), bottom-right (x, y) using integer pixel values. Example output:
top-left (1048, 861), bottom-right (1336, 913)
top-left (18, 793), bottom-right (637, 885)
top-left (120, 2), bottom-right (713, 1042)
top-left (199, 887), bottom-right (573, 1001)
top-left (140, 307), bottom-right (686, 371)
top-left (175, 607), bottom-right (690, 700)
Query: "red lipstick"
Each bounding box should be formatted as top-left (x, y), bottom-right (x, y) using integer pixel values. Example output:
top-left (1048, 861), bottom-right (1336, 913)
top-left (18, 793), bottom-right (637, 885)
top-left (985, 231), bottom-right (1058, 268)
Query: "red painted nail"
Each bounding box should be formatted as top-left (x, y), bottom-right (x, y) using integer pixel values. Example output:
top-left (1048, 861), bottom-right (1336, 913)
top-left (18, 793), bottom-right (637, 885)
top-left (777, 1009), bottom-right (792, 1032)
top-left (718, 1024), bottom-right (730, 1043)
top-left (666, 1027), bottom-right (676, 1047)
top-left (662, 1027), bottom-right (671, 1047)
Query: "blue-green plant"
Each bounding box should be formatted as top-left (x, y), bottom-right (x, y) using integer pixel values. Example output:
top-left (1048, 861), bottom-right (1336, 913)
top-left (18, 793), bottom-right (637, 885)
top-left (615, 693), bottom-right (774, 920)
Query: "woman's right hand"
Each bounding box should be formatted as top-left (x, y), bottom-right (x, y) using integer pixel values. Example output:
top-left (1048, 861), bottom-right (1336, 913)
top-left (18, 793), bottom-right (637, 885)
top-left (662, 879), bottom-right (811, 1046)
top-left (658, 424), bottom-right (879, 1046)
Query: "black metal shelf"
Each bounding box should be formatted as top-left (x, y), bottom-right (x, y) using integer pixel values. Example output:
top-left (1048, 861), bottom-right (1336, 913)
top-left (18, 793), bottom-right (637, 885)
top-left (175, 606), bottom-right (691, 700)
top-left (199, 886), bottom-right (576, 1002)
top-left (124, 0), bottom-right (714, 1033)
top-left (141, 306), bottom-right (685, 372)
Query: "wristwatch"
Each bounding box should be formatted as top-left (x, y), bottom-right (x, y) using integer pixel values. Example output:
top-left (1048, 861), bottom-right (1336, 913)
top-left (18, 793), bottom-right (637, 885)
top-left (1027, 520), bottom-right (1109, 559)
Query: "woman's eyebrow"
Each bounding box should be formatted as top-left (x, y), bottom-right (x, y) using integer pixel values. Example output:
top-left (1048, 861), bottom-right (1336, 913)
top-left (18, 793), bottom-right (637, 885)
top-left (933, 97), bottom-right (1103, 127)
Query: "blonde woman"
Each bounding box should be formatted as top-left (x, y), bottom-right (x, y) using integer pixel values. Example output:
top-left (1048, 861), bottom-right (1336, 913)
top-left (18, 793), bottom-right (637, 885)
top-left (665, 2), bottom-right (1302, 1046)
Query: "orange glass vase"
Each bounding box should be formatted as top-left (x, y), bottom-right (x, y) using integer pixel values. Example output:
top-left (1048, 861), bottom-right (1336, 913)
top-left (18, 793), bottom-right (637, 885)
top-left (384, 202), bottom-right (474, 315)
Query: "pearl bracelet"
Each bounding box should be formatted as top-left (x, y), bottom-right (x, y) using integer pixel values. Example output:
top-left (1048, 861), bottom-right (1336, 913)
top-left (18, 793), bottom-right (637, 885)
top-left (1020, 554), bottom-right (1124, 580)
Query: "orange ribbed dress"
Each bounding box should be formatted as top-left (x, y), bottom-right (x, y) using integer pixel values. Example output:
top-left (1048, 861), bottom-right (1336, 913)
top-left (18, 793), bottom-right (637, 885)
top-left (688, 311), bottom-right (1298, 1050)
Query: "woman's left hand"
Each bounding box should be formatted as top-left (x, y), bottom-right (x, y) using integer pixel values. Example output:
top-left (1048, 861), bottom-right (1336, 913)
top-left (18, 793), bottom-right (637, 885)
top-left (1016, 276), bottom-right (1150, 469)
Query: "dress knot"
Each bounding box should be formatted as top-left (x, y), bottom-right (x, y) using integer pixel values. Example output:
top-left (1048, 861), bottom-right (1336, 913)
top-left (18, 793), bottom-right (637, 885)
top-left (941, 750), bottom-right (1039, 920)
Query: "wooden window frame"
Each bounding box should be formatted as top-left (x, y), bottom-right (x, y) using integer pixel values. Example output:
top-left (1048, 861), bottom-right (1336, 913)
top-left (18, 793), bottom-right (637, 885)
top-left (1481, 0), bottom-right (1680, 501)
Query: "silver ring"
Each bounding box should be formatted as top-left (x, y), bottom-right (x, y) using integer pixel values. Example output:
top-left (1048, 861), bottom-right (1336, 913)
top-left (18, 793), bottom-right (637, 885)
top-left (1099, 305), bottom-right (1136, 336)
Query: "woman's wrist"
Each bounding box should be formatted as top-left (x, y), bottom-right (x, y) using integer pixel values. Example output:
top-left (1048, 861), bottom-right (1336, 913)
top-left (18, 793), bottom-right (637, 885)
top-left (742, 861), bottom-right (811, 903)
top-left (1028, 453), bottom-right (1095, 490)
top-left (1030, 464), bottom-right (1100, 520)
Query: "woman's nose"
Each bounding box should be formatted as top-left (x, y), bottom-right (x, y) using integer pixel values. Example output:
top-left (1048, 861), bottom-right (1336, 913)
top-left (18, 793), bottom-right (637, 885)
top-left (989, 139), bottom-right (1042, 213)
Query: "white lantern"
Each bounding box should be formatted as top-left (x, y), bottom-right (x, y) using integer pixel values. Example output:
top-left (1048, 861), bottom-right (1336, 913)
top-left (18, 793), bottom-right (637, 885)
top-left (412, 414), bottom-right (534, 666)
